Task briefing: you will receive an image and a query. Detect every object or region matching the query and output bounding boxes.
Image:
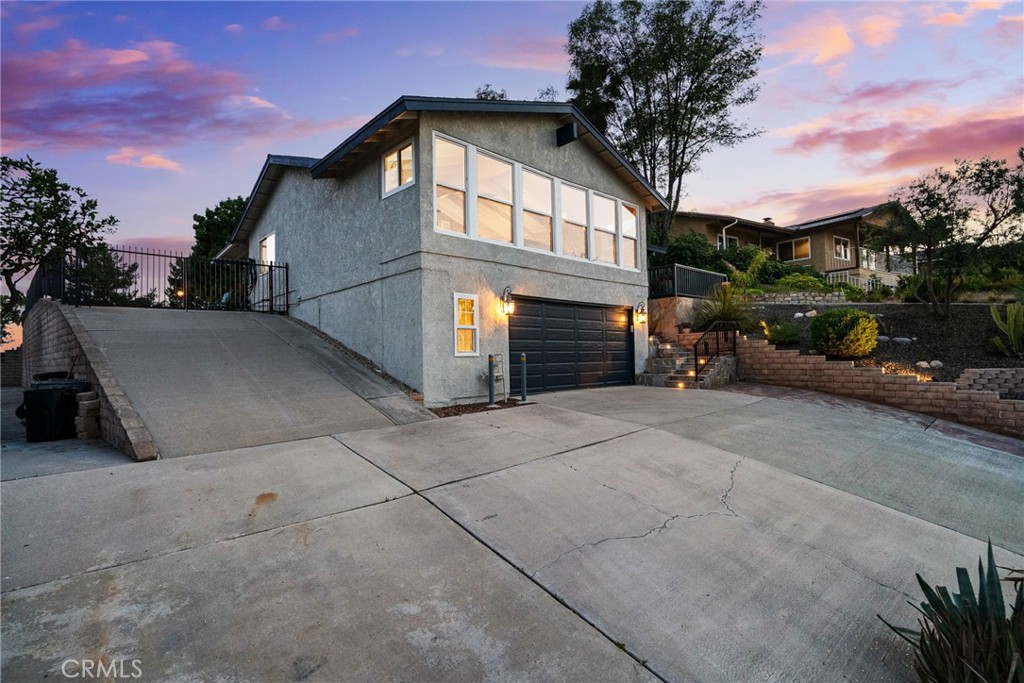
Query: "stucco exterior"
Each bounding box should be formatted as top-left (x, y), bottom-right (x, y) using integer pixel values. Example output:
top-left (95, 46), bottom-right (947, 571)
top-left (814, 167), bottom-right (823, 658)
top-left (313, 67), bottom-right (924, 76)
top-left (238, 101), bottom-right (655, 405)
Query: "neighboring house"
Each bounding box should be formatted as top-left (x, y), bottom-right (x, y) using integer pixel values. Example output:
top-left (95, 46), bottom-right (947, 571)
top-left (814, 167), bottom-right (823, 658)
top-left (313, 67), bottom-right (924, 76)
top-left (671, 203), bottom-right (913, 287)
top-left (217, 96), bottom-right (667, 406)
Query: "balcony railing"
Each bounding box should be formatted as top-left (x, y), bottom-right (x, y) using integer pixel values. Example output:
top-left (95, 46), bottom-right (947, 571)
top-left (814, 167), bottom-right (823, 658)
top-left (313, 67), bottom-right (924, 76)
top-left (649, 263), bottom-right (728, 299)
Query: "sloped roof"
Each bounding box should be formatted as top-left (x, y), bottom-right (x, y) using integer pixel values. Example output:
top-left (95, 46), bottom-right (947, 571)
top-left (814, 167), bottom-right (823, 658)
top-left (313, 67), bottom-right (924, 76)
top-left (785, 203), bottom-right (895, 231)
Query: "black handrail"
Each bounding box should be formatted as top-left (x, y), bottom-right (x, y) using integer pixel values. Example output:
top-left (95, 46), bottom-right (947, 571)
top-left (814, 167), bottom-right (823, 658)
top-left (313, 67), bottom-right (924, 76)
top-left (693, 320), bottom-right (740, 377)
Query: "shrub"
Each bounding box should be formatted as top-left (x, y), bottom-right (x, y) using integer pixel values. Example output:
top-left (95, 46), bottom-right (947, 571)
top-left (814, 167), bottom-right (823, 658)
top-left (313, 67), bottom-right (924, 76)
top-left (662, 233), bottom-right (719, 271)
top-left (759, 319), bottom-right (801, 344)
top-left (694, 283), bottom-right (756, 332)
top-left (879, 541), bottom-right (1024, 683)
top-left (809, 308), bottom-right (878, 358)
top-left (715, 245), bottom-right (763, 273)
top-left (729, 249), bottom-right (771, 290)
top-left (776, 273), bottom-right (827, 292)
top-left (757, 260), bottom-right (822, 286)
top-left (990, 302), bottom-right (1023, 358)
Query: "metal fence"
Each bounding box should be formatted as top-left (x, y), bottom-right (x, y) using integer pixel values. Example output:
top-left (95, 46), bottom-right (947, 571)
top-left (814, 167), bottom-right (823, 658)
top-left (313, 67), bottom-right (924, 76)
top-left (24, 245), bottom-right (288, 314)
top-left (649, 263), bottom-right (728, 299)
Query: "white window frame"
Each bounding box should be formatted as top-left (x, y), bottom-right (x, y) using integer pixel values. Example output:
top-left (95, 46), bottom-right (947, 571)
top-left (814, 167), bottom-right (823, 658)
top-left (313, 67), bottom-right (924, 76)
top-left (620, 202), bottom-right (639, 270)
top-left (453, 293), bottom-right (479, 357)
top-left (717, 234), bottom-right (739, 250)
top-left (777, 237), bottom-right (812, 262)
top-left (520, 167), bottom-right (555, 254)
top-left (834, 236), bottom-right (851, 261)
top-left (475, 150), bottom-right (514, 245)
top-left (381, 138), bottom-right (416, 199)
top-left (431, 131), bottom-right (641, 271)
top-left (258, 233), bottom-right (275, 274)
top-left (591, 191), bottom-right (618, 265)
top-left (434, 136), bottom-right (468, 235)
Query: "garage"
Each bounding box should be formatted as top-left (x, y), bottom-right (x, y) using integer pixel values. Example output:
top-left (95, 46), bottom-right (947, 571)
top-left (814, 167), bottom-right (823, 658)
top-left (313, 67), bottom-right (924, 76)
top-left (509, 298), bottom-right (634, 394)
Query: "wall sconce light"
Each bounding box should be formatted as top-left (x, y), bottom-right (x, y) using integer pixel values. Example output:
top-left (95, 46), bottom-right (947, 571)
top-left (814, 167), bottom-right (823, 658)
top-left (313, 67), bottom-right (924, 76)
top-left (175, 289), bottom-right (185, 298)
top-left (499, 287), bottom-right (516, 316)
top-left (635, 302), bottom-right (647, 325)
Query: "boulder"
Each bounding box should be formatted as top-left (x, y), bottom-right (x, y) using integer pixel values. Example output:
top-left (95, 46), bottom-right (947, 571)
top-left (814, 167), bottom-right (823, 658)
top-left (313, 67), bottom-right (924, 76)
top-left (794, 312), bottom-right (804, 318)
top-left (893, 337), bottom-right (913, 345)
top-left (805, 310), bottom-right (817, 317)
top-left (876, 335), bottom-right (891, 342)
top-left (929, 360), bottom-right (944, 368)
top-left (915, 361), bottom-right (931, 369)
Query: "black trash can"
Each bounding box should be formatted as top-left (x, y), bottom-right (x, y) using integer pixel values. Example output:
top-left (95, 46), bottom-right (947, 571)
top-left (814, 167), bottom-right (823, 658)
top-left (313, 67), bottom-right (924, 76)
top-left (23, 378), bottom-right (91, 442)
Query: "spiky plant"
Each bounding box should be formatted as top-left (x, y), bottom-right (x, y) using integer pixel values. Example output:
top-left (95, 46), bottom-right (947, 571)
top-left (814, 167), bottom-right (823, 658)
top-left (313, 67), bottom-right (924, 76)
top-left (990, 302), bottom-right (1023, 358)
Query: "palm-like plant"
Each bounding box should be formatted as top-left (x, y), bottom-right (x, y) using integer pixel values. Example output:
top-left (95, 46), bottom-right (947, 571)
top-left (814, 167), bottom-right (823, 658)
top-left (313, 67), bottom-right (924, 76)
top-left (991, 302), bottom-right (1023, 357)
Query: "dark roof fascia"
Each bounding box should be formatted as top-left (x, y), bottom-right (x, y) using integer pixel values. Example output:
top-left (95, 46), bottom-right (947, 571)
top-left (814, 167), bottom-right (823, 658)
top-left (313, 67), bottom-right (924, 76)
top-left (786, 202), bottom-right (896, 232)
top-left (310, 95), bottom-right (669, 210)
top-left (676, 211), bottom-right (791, 235)
top-left (225, 154), bottom-right (317, 245)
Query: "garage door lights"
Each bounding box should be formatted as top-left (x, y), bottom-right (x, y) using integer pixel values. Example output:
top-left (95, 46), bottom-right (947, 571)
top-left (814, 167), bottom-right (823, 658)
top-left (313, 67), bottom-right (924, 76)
top-left (499, 287), bottom-right (516, 316)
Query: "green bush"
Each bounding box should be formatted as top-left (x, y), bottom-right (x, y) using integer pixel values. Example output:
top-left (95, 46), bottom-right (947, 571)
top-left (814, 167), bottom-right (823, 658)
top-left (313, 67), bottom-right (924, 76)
top-left (760, 319), bottom-right (801, 344)
top-left (776, 273), bottom-right (827, 292)
top-left (809, 308), bottom-right (878, 358)
top-left (757, 260), bottom-right (822, 286)
top-left (662, 233), bottom-right (719, 271)
top-left (879, 541), bottom-right (1024, 683)
top-left (716, 245), bottom-right (763, 273)
top-left (729, 249), bottom-right (771, 291)
top-left (991, 302), bottom-right (1023, 358)
top-left (694, 283), bottom-right (756, 332)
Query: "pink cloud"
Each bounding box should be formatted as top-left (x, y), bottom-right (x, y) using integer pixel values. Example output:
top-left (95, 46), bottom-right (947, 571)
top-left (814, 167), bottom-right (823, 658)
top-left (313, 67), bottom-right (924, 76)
top-left (105, 147), bottom-right (182, 171)
top-left (260, 16), bottom-right (288, 31)
top-left (224, 24), bottom-right (243, 34)
top-left (0, 39), bottom-right (366, 155)
top-left (109, 235), bottom-right (195, 254)
top-left (765, 18), bottom-right (854, 65)
top-left (320, 26), bottom-right (359, 43)
top-left (477, 34), bottom-right (568, 72)
top-left (925, 1), bottom-right (1007, 26)
top-left (857, 15), bottom-right (901, 46)
top-left (17, 15), bottom-right (62, 37)
top-left (839, 79), bottom-right (950, 106)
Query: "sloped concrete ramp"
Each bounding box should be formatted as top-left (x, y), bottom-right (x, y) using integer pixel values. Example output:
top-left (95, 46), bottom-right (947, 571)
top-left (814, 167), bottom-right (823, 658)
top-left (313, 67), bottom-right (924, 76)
top-left (71, 308), bottom-right (427, 458)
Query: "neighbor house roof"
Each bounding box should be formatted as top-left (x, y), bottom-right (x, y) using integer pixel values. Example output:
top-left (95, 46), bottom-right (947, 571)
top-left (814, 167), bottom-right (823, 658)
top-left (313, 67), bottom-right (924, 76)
top-left (214, 155), bottom-right (317, 260)
top-left (784, 202), bottom-right (896, 232)
top-left (674, 201), bottom-right (899, 240)
top-left (676, 210), bottom-right (792, 235)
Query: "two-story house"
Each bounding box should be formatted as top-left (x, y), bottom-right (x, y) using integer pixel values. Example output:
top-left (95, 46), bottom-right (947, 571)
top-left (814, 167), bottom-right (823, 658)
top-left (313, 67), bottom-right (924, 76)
top-left (216, 96), bottom-right (667, 406)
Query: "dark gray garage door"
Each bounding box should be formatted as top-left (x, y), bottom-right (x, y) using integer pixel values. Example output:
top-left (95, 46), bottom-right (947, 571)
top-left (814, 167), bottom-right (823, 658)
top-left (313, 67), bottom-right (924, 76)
top-left (509, 298), bottom-right (634, 394)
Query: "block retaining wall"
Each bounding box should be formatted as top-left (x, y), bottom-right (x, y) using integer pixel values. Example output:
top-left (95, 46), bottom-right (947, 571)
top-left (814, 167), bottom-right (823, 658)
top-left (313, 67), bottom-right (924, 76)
top-left (21, 301), bottom-right (159, 460)
top-left (748, 292), bottom-right (847, 305)
top-left (956, 368), bottom-right (1024, 396)
top-left (735, 336), bottom-right (1023, 438)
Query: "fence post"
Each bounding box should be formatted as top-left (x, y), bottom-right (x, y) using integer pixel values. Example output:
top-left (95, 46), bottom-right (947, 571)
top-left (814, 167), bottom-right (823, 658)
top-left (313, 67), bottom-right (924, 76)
top-left (519, 353), bottom-right (527, 402)
top-left (268, 263), bottom-right (275, 314)
top-left (184, 256), bottom-right (190, 311)
top-left (284, 264), bottom-right (290, 315)
top-left (487, 355), bottom-right (497, 407)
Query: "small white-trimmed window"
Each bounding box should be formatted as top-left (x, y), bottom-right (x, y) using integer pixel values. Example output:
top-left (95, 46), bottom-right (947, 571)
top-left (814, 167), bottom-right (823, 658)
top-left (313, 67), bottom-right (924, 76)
top-left (834, 236), bottom-right (851, 260)
top-left (258, 233), bottom-right (275, 273)
top-left (777, 237), bottom-right (811, 262)
top-left (382, 140), bottom-right (415, 197)
top-left (453, 293), bottom-right (479, 356)
top-left (621, 204), bottom-right (638, 269)
top-left (717, 234), bottom-right (739, 250)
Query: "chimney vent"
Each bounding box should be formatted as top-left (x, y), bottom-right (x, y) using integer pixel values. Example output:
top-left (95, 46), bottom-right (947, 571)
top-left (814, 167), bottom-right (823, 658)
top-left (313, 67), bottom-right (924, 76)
top-left (763, 217), bottom-right (775, 225)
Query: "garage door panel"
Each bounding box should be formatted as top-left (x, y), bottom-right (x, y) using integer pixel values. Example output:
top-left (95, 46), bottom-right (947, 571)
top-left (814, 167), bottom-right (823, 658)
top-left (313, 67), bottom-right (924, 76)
top-left (509, 298), bottom-right (633, 395)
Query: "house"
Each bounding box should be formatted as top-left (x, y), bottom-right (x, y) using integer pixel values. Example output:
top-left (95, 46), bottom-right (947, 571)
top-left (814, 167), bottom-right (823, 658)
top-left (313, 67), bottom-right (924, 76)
top-left (671, 203), bottom-right (912, 287)
top-left (216, 96), bottom-right (667, 406)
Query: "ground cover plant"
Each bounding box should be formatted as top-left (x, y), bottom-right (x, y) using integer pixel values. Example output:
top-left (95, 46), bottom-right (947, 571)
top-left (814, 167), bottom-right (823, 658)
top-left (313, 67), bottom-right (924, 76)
top-left (809, 308), bottom-right (878, 358)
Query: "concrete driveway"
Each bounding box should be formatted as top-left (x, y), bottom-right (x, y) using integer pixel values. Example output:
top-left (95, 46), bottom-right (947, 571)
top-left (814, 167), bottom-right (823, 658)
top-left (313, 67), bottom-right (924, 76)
top-left (3, 385), bottom-right (1021, 681)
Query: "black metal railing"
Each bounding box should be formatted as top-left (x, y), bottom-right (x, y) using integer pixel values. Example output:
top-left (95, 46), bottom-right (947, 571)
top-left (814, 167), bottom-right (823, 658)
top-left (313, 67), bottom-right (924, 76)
top-left (692, 320), bottom-right (740, 377)
top-left (649, 263), bottom-right (728, 299)
top-left (24, 245), bottom-right (289, 315)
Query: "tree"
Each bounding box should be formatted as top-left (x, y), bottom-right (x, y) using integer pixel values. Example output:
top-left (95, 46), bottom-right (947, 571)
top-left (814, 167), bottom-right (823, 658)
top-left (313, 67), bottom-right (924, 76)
top-left (869, 149), bottom-right (1024, 320)
top-left (566, 0), bottom-right (764, 245)
top-left (474, 84), bottom-right (509, 101)
top-left (535, 85), bottom-right (560, 102)
top-left (1, 156), bottom-right (117, 331)
top-left (64, 244), bottom-right (154, 307)
top-left (191, 196), bottom-right (246, 260)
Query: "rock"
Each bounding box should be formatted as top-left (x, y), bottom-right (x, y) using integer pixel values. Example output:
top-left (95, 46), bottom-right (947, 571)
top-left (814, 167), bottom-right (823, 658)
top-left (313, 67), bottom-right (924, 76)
top-left (893, 337), bottom-right (912, 345)
top-left (915, 361), bottom-right (931, 369)
top-left (805, 310), bottom-right (817, 317)
top-left (794, 312), bottom-right (804, 318)
top-left (929, 360), bottom-right (944, 368)
top-left (876, 335), bottom-right (890, 342)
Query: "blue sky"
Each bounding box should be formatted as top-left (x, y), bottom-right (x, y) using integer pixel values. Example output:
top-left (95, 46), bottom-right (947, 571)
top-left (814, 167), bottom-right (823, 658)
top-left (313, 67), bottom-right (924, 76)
top-left (2, 0), bottom-right (1022, 250)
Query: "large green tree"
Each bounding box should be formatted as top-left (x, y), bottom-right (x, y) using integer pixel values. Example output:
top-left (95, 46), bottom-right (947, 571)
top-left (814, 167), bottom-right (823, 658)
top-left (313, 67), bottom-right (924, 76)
top-left (566, 0), bottom-right (764, 245)
top-left (191, 196), bottom-right (246, 260)
top-left (869, 149), bottom-right (1024, 320)
top-left (1, 156), bottom-right (117, 337)
top-left (165, 196), bottom-right (250, 309)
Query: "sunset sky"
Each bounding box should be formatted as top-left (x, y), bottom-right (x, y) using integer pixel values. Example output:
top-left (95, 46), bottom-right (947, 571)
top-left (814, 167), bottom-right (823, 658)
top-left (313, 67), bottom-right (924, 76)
top-left (1, 0), bottom-right (1022, 252)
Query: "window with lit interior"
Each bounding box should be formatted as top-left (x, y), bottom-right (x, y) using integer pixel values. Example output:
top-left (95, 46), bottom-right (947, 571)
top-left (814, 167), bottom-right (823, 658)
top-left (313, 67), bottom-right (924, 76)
top-left (476, 152), bottom-right (513, 243)
top-left (834, 236), bottom-right (850, 260)
top-left (382, 141), bottom-right (415, 197)
top-left (453, 293), bottom-right (479, 356)
top-left (435, 138), bottom-right (466, 233)
top-left (777, 237), bottom-right (811, 262)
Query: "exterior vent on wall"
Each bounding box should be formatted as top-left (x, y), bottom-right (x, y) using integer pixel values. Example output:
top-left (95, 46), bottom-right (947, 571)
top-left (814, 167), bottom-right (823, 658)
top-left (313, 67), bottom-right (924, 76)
top-left (556, 122), bottom-right (578, 147)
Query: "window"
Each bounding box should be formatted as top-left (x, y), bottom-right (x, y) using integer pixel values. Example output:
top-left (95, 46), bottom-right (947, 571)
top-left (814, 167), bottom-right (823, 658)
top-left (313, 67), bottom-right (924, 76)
top-left (717, 234), bottom-right (739, 250)
top-left (435, 138), bottom-right (466, 234)
top-left (453, 293), bottom-right (479, 356)
top-left (621, 205), bottom-right (638, 269)
top-left (432, 133), bottom-right (641, 270)
top-left (777, 237), bottom-right (811, 262)
top-left (477, 152), bottom-right (513, 243)
top-left (561, 184), bottom-right (588, 259)
top-left (258, 233), bottom-right (275, 273)
top-left (382, 141), bottom-right (415, 197)
top-left (834, 236), bottom-right (851, 261)
top-left (593, 195), bottom-right (617, 264)
top-left (522, 169), bottom-right (553, 251)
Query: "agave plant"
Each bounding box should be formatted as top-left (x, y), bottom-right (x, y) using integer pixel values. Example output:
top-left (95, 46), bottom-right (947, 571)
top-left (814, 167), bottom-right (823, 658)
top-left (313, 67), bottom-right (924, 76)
top-left (879, 541), bottom-right (1024, 683)
top-left (991, 302), bottom-right (1023, 358)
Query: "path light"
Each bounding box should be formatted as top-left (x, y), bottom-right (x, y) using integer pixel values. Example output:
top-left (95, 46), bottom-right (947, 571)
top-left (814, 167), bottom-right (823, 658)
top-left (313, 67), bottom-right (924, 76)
top-left (499, 287), bottom-right (515, 316)
top-left (635, 302), bottom-right (647, 325)
top-left (175, 289), bottom-right (185, 297)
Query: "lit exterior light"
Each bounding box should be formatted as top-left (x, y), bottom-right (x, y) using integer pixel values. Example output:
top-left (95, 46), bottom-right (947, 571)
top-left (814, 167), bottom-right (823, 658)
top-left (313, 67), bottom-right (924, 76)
top-left (635, 302), bottom-right (647, 325)
top-left (499, 287), bottom-right (515, 316)
top-left (175, 289), bottom-right (185, 297)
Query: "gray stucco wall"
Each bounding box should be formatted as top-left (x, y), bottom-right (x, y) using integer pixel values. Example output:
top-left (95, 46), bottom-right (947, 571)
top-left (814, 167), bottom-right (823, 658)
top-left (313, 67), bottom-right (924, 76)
top-left (245, 154), bottom-right (424, 390)
top-left (415, 112), bottom-right (650, 405)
